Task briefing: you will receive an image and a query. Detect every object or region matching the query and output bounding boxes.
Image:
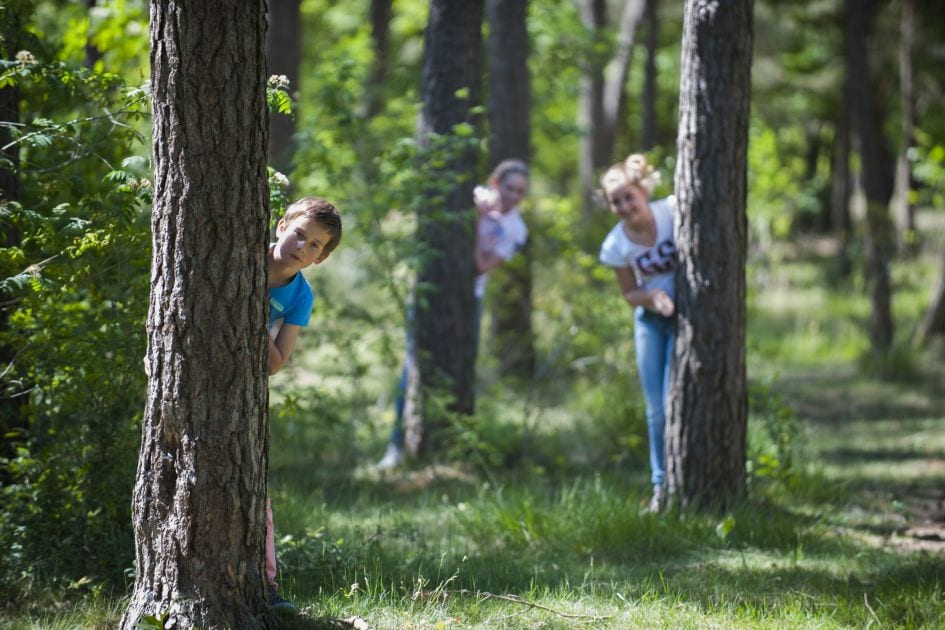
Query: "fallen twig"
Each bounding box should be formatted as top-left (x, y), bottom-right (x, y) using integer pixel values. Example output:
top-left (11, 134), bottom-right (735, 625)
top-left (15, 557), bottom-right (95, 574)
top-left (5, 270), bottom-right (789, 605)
top-left (864, 592), bottom-right (881, 626)
top-left (420, 589), bottom-right (614, 622)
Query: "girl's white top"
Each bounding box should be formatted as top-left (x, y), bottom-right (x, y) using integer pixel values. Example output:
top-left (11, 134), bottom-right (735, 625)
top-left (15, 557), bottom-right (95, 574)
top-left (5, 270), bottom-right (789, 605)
top-left (598, 196), bottom-right (677, 298)
top-left (474, 185), bottom-right (528, 299)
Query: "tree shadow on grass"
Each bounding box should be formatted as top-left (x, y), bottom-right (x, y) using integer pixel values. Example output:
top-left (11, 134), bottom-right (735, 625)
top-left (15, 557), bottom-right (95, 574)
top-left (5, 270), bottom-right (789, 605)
top-left (773, 367), bottom-right (945, 425)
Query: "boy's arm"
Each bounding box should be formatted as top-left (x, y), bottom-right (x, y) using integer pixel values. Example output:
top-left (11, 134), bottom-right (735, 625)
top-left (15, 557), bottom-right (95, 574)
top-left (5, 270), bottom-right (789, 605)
top-left (269, 323), bottom-right (302, 375)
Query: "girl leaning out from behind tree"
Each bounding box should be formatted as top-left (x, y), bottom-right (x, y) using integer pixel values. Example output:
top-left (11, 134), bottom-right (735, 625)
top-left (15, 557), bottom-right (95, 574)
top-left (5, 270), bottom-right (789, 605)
top-left (598, 153), bottom-right (677, 513)
top-left (376, 159), bottom-right (530, 469)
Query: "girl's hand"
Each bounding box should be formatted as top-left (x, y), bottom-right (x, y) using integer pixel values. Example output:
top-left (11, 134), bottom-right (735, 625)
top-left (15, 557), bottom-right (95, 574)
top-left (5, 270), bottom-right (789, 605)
top-left (651, 290), bottom-right (675, 317)
top-left (473, 185), bottom-right (500, 215)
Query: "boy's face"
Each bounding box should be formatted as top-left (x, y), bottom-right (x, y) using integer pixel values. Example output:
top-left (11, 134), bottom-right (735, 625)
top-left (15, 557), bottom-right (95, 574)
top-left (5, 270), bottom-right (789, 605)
top-left (272, 215), bottom-right (333, 273)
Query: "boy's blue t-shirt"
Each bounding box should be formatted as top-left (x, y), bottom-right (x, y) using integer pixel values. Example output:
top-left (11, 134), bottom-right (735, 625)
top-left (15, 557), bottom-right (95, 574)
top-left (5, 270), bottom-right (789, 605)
top-left (269, 271), bottom-right (314, 329)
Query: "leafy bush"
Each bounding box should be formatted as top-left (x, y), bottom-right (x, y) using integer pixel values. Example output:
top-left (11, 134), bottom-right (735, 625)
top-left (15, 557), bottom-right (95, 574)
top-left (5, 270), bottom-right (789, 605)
top-left (0, 45), bottom-right (150, 598)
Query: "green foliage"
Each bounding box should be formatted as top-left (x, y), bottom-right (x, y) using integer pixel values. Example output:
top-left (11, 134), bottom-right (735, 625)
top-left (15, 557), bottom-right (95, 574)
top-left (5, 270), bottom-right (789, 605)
top-left (0, 29), bottom-right (150, 601)
top-left (747, 380), bottom-right (801, 490)
top-left (910, 129), bottom-right (945, 210)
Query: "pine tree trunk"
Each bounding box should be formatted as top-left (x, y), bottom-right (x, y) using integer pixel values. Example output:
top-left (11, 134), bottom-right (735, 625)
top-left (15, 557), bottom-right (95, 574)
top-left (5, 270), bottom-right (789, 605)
top-left (830, 104), bottom-right (853, 277)
top-left (667, 0), bottom-right (753, 511)
top-left (847, 0), bottom-right (894, 352)
top-left (267, 0), bottom-right (300, 174)
top-left (121, 2), bottom-right (271, 628)
top-left (486, 0), bottom-right (534, 379)
top-left (404, 0), bottom-right (484, 456)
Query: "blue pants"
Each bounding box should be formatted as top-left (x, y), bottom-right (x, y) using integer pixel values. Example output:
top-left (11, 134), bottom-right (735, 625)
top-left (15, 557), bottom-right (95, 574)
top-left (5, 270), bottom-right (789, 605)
top-left (634, 307), bottom-right (675, 487)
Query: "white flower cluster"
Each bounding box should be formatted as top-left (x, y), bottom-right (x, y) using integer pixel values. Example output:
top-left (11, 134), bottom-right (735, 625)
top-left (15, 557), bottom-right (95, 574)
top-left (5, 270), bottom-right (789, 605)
top-left (268, 75), bottom-right (290, 90)
top-left (16, 50), bottom-right (37, 65)
top-left (270, 170), bottom-right (290, 189)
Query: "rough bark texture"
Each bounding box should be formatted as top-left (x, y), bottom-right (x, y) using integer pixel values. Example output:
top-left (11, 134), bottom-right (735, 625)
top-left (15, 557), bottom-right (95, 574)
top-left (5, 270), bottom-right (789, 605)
top-left (267, 0), bottom-right (300, 174)
top-left (847, 0), bottom-right (894, 352)
top-left (667, 0), bottom-right (753, 510)
top-left (121, 2), bottom-right (271, 628)
top-left (404, 0), bottom-right (484, 456)
top-left (486, 0), bottom-right (534, 379)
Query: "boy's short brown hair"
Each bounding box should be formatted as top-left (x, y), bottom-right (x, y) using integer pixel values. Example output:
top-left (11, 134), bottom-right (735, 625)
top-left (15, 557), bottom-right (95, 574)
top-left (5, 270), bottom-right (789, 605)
top-left (283, 196), bottom-right (342, 255)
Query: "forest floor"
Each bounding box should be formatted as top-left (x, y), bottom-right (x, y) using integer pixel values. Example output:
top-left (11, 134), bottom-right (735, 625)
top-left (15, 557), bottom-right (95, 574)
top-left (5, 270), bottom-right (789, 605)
top-left (775, 362), bottom-right (945, 556)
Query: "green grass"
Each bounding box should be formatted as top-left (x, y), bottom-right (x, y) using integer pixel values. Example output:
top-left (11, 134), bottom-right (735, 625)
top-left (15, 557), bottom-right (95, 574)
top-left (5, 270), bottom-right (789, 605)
top-left (4, 234), bottom-right (945, 628)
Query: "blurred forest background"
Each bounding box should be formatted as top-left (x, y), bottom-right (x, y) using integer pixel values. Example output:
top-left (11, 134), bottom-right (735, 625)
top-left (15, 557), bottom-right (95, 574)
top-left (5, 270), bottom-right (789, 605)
top-left (1, 0), bottom-right (944, 627)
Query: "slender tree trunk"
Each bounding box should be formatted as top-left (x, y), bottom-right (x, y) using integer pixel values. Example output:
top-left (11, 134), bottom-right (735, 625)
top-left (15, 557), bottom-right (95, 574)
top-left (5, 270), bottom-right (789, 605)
top-left (486, 0), bottom-right (534, 379)
top-left (641, 0), bottom-right (659, 151)
top-left (577, 0), bottom-right (607, 214)
top-left (365, 0), bottom-right (393, 118)
top-left (918, 251), bottom-right (945, 343)
top-left (667, 0), bottom-right (753, 511)
top-left (85, 0), bottom-right (103, 69)
top-left (267, 0), bottom-right (300, 174)
top-left (121, 2), bottom-right (271, 628)
top-left (404, 0), bottom-right (484, 456)
top-left (603, 0), bottom-right (646, 144)
top-left (578, 0), bottom-right (647, 215)
top-left (892, 0), bottom-right (916, 251)
top-left (847, 0), bottom-right (894, 352)
top-left (831, 69), bottom-right (853, 277)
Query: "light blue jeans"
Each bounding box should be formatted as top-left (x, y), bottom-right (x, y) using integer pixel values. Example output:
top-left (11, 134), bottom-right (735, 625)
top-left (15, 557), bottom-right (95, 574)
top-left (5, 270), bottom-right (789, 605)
top-left (634, 306), bottom-right (675, 488)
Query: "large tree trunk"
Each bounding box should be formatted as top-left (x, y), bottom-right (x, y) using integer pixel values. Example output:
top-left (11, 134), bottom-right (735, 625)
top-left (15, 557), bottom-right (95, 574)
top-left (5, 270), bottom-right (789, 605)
top-left (267, 0), bottom-right (300, 174)
top-left (403, 0), bottom-right (484, 456)
top-left (892, 0), bottom-right (916, 250)
top-left (667, 0), bottom-right (753, 511)
top-left (847, 0), bottom-right (894, 352)
top-left (486, 0), bottom-right (534, 379)
top-left (121, 2), bottom-right (271, 628)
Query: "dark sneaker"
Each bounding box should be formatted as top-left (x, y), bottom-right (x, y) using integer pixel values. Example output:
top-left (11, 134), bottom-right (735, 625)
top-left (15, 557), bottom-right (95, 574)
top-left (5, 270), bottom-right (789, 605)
top-left (267, 586), bottom-right (296, 611)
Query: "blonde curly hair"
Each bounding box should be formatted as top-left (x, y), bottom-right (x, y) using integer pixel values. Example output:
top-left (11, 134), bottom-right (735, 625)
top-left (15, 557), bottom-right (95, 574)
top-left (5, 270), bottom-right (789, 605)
top-left (599, 153), bottom-right (661, 202)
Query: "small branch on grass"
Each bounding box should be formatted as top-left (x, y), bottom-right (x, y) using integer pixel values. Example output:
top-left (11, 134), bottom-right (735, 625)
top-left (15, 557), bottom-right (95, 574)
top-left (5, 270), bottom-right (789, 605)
top-left (864, 592), bottom-right (881, 626)
top-left (418, 589), bottom-right (613, 621)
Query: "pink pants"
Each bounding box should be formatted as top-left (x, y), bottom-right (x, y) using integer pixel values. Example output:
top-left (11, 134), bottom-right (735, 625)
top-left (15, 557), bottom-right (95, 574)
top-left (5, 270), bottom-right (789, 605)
top-left (265, 497), bottom-right (277, 587)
